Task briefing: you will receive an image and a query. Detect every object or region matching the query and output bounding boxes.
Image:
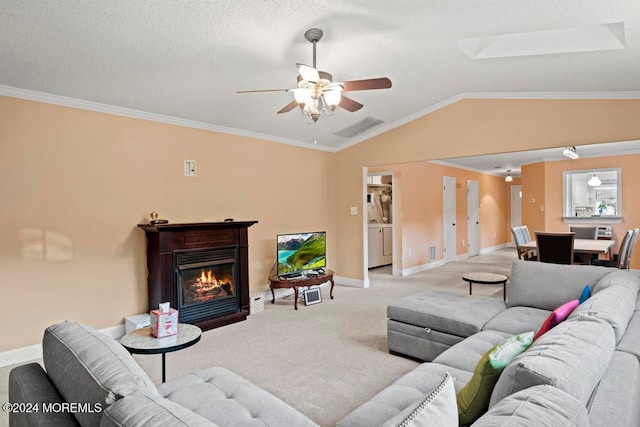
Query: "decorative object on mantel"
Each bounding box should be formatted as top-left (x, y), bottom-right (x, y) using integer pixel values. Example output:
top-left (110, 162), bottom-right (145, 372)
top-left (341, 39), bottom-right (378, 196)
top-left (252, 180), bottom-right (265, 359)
top-left (149, 211), bottom-right (169, 225)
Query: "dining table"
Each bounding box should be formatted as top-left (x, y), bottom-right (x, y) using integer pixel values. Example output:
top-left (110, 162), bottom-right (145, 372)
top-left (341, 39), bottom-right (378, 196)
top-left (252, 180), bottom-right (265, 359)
top-left (520, 238), bottom-right (616, 265)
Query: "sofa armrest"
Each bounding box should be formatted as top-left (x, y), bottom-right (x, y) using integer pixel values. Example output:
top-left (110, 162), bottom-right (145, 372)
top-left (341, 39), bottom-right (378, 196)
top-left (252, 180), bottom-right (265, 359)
top-left (9, 362), bottom-right (80, 427)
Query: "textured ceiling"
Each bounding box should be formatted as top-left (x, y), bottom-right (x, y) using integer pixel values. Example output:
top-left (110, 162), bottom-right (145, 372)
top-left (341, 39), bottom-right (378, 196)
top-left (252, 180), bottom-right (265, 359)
top-left (1, 0), bottom-right (640, 150)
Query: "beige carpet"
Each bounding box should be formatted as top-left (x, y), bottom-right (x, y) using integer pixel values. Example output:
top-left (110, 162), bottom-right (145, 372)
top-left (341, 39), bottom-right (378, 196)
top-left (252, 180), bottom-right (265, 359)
top-left (0, 247), bottom-right (516, 427)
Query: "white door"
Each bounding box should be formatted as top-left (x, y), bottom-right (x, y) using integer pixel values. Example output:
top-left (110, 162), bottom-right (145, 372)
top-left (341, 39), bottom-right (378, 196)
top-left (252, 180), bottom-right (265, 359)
top-left (467, 180), bottom-right (479, 257)
top-left (510, 185), bottom-right (522, 245)
top-left (443, 177), bottom-right (457, 263)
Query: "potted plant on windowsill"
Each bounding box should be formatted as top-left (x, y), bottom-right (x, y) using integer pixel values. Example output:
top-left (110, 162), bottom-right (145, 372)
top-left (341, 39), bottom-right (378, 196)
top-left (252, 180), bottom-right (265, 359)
top-left (598, 201), bottom-right (607, 215)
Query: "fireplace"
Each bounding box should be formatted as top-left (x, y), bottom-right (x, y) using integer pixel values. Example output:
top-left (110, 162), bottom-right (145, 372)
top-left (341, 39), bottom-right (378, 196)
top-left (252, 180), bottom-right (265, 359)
top-left (138, 221), bottom-right (257, 331)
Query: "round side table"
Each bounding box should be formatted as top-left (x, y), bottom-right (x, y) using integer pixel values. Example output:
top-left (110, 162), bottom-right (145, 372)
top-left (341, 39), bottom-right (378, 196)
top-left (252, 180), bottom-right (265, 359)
top-left (462, 272), bottom-right (508, 301)
top-left (120, 323), bottom-right (201, 382)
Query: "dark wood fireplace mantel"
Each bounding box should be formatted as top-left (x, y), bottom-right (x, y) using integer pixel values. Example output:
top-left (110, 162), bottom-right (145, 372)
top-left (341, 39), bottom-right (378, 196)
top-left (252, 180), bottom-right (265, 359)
top-left (138, 221), bottom-right (258, 331)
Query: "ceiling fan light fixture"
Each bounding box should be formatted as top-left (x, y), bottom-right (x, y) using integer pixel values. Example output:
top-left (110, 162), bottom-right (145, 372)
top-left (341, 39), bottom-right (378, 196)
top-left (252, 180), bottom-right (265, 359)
top-left (323, 89), bottom-right (341, 108)
top-left (293, 88), bottom-right (311, 105)
top-left (588, 173), bottom-right (602, 186)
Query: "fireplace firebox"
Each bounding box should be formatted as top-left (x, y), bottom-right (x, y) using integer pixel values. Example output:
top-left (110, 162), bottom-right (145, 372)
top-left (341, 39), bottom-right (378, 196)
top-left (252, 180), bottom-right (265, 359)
top-left (138, 221), bottom-right (257, 331)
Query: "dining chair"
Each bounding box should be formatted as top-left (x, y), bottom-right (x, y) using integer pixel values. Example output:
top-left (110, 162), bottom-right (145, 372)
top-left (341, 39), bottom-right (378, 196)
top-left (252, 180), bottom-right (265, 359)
top-left (512, 226), bottom-right (536, 260)
top-left (623, 228), bottom-right (639, 269)
top-left (569, 226), bottom-right (598, 262)
top-left (592, 229), bottom-right (633, 269)
top-left (569, 226), bottom-right (598, 240)
top-left (535, 232), bottom-right (575, 265)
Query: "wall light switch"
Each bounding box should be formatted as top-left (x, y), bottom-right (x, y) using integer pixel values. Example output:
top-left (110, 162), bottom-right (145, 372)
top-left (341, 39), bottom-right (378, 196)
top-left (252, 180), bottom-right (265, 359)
top-left (184, 160), bottom-right (196, 177)
top-left (350, 207), bottom-right (358, 215)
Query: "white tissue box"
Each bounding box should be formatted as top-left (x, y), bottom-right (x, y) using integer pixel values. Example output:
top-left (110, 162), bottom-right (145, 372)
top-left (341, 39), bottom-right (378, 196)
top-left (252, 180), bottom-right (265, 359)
top-left (150, 308), bottom-right (178, 338)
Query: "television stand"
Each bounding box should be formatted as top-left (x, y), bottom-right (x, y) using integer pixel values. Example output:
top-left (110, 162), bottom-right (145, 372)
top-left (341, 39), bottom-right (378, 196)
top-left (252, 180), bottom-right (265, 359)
top-left (269, 269), bottom-right (335, 310)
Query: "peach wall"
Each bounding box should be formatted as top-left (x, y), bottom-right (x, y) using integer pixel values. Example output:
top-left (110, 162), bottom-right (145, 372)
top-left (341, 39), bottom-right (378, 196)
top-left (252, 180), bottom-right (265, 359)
top-left (0, 96), bottom-right (335, 351)
top-left (333, 99), bottom-right (640, 280)
top-left (521, 154), bottom-right (640, 266)
top-left (370, 161), bottom-right (509, 270)
top-left (521, 162), bottom-right (547, 236)
top-left (4, 95), bottom-right (640, 352)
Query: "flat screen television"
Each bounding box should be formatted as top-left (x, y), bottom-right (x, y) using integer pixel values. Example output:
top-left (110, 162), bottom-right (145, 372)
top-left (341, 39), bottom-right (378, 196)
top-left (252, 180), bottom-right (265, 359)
top-left (277, 231), bottom-right (326, 277)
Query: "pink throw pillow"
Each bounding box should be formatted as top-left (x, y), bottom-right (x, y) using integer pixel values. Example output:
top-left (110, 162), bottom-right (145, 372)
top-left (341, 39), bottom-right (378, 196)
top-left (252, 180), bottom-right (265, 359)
top-left (533, 299), bottom-right (580, 341)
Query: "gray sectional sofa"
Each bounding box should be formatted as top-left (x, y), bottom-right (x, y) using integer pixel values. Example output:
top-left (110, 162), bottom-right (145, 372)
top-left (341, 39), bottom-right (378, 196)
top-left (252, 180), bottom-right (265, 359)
top-left (338, 260), bottom-right (640, 426)
top-left (9, 321), bottom-right (317, 427)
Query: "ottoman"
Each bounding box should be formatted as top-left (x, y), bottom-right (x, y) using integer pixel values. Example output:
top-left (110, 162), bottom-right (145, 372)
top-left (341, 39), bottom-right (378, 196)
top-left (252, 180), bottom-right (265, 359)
top-left (387, 290), bottom-right (506, 361)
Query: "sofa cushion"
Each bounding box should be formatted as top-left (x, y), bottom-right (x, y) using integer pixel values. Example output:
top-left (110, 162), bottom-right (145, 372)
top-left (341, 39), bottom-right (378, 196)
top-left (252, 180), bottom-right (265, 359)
top-left (482, 306), bottom-right (550, 336)
top-left (473, 385), bottom-right (589, 426)
top-left (158, 367), bottom-right (317, 427)
top-left (569, 282), bottom-right (636, 343)
top-left (489, 316), bottom-right (615, 408)
top-left (387, 291), bottom-right (506, 337)
top-left (617, 311), bottom-right (640, 361)
top-left (433, 330), bottom-right (511, 373)
top-left (336, 363), bottom-right (472, 427)
top-left (43, 321), bottom-right (159, 427)
top-left (507, 260), bottom-right (612, 311)
top-left (457, 332), bottom-right (533, 425)
top-left (381, 373), bottom-right (458, 427)
top-left (100, 391), bottom-right (218, 427)
top-left (533, 299), bottom-right (579, 341)
top-left (592, 270), bottom-right (640, 295)
top-left (587, 351), bottom-right (640, 427)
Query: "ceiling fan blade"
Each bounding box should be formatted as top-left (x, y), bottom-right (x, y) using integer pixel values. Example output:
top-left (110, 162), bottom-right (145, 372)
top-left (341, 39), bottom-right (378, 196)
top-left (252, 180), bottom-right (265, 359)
top-left (338, 95), bottom-right (364, 112)
top-left (236, 88), bottom-right (289, 94)
top-left (341, 77), bottom-right (392, 92)
top-left (297, 63), bottom-right (319, 82)
top-left (277, 100), bottom-right (299, 114)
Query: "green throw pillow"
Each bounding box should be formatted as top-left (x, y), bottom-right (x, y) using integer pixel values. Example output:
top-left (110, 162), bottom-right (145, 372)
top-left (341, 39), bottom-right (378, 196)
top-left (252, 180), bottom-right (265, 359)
top-left (457, 331), bottom-right (534, 424)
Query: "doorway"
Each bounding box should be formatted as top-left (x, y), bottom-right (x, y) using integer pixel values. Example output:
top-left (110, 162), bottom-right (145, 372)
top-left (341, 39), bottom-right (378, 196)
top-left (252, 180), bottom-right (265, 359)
top-left (365, 171), bottom-right (395, 278)
top-left (443, 176), bottom-right (457, 263)
top-left (467, 180), bottom-right (479, 257)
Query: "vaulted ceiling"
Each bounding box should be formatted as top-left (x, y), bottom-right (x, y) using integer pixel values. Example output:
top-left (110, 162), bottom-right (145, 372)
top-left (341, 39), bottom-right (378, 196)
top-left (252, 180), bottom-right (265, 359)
top-left (1, 1), bottom-right (639, 151)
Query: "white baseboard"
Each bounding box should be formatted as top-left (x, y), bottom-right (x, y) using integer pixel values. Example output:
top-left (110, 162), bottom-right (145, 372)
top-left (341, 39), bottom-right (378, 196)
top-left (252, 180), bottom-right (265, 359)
top-left (335, 275), bottom-right (367, 288)
top-left (479, 243), bottom-right (508, 254)
top-left (400, 260), bottom-right (446, 276)
top-left (0, 324), bottom-right (127, 368)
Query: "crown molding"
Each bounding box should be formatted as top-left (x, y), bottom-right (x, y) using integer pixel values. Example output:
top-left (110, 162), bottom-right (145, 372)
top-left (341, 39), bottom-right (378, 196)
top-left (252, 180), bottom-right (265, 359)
top-left (332, 91), bottom-right (640, 152)
top-left (2, 85), bottom-right (639, 154)
top-left (0, 85), bottom-right (335, 153)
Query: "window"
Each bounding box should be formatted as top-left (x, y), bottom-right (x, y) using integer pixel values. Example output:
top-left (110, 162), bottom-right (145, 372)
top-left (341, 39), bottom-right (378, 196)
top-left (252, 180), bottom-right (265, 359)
top-left (563, 168), bottom-right (621, 220)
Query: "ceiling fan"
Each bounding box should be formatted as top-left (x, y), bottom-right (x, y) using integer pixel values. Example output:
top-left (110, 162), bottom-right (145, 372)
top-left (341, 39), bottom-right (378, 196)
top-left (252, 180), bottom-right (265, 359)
top-left (237, 28), bottom-right (392, 123)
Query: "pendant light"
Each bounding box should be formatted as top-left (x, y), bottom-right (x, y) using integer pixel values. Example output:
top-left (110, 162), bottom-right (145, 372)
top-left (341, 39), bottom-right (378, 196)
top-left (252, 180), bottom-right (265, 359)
top-left (505, 170), bottom-right (513, 182)
top-left (588, 173), bottom-right (601, 187)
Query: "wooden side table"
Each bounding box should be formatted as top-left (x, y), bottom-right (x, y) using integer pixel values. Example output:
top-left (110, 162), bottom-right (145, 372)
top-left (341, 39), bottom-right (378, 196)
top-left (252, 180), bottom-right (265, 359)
top-left (462, 272), bottom-right (508, 301)
top-left (269, 269), bottom-right (335, 310)
top-left (120, 323), bottom-right (202, 382)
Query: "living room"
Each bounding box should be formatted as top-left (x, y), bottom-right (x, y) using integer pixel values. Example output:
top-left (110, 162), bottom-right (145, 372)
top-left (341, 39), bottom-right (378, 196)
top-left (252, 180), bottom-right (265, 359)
top-left (3, 1), bottom-right (640, 426)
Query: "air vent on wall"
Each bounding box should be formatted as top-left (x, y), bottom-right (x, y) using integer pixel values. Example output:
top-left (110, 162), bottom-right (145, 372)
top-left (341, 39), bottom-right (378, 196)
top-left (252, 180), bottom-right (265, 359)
top-left (333, 116), bottom-right (384, 138)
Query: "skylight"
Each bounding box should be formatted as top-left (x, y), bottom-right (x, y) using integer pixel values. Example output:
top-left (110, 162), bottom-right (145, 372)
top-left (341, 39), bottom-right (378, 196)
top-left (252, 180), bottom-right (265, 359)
top-left (457, 22), bottom-right (625, 60)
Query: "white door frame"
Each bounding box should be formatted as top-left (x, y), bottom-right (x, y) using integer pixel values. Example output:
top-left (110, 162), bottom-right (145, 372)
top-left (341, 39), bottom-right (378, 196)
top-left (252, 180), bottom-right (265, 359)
top-left (363, 169), bottom-right (397, 281)
top-left (443, 176), bottom-right (457, 263)
top-left (510, 185), bottom-right (523, 245)
top-left (467, 180), bottom-right (479, 257)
